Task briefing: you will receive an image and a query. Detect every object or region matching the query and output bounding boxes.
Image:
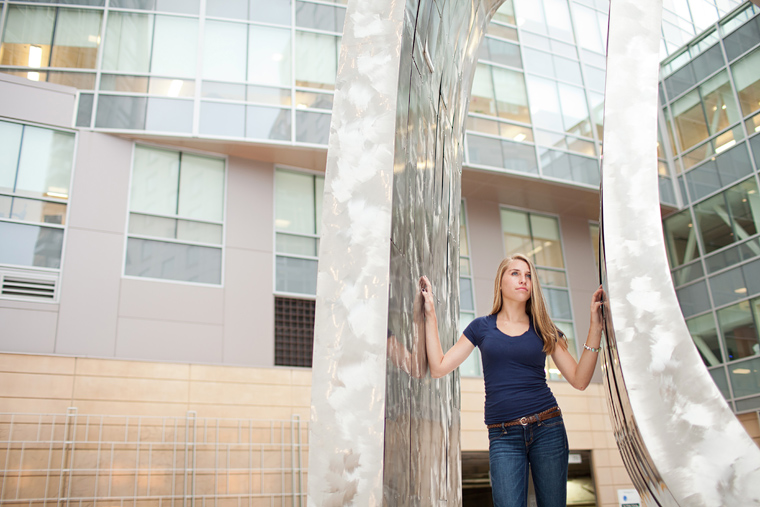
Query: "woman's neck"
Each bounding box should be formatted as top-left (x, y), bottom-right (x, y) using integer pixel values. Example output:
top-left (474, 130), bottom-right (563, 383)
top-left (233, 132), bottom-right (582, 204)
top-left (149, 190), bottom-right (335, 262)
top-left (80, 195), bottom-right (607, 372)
top-left (497, 300), bottom-right (529, 323)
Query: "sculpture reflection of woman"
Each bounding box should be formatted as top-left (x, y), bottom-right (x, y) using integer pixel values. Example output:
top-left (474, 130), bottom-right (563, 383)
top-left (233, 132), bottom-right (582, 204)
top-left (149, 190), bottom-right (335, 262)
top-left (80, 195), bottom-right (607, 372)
top-left (419, 253), bottom-right (604, 507)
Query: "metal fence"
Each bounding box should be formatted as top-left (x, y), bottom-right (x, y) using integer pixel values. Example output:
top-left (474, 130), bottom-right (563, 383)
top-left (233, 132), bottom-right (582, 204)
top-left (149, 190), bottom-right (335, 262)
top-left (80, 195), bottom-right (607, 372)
top-left (0, 409), bottom-right (307, 507)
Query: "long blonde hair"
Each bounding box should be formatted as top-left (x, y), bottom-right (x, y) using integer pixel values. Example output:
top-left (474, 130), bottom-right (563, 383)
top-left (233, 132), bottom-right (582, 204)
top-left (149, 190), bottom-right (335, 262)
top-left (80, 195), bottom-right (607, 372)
top-left (489, 254), bottom-right (567, 355)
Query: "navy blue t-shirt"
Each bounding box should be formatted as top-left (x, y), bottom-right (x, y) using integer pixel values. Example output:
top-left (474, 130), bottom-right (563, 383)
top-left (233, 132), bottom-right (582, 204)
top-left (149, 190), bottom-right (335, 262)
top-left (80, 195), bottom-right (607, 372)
top-left (464, 314), bottom-right (558, 425)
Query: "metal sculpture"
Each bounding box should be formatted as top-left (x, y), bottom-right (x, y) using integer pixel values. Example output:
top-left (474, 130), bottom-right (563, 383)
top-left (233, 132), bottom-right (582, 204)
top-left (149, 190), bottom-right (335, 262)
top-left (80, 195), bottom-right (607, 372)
top-left (307, 0), bottom-right (506, 504)
top-left (599, 0), bottom-right (760, 505)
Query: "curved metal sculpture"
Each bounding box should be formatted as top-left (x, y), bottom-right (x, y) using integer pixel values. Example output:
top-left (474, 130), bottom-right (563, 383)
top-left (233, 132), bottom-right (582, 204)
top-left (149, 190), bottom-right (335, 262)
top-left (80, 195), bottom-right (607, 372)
top-left (600, 1), bottom-right (760, 505)
top-left (307, 0), bottom-right (506, 504)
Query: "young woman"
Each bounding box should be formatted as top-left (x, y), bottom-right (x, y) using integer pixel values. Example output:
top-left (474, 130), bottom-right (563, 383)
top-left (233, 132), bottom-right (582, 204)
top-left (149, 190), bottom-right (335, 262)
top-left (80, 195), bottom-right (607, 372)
top-left (419, 253), bottom-right (604, 507)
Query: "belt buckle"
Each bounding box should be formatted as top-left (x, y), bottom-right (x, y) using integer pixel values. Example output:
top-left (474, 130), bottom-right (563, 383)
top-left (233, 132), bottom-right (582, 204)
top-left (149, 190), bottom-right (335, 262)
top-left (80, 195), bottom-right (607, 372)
top-left (519, 417), bottom-right (528, 426)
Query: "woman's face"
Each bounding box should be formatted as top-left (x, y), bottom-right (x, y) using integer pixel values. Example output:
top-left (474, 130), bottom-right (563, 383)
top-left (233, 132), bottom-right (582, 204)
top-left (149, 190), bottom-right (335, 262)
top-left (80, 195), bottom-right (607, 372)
top-left (500, 259), bottom-right (532, 303)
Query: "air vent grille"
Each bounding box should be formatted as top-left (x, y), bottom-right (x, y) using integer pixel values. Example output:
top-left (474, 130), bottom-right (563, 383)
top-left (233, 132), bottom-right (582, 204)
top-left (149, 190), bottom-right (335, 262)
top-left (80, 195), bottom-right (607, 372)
top-left (0, 271), bottom-right (58, 301)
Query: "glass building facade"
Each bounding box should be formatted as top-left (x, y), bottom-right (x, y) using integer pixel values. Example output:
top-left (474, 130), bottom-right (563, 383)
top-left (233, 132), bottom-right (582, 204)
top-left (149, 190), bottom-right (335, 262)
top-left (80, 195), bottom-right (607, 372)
top-left (1, 0), bottom-right (759, 410)
top-left (660, 2), bottom-right (760, 413)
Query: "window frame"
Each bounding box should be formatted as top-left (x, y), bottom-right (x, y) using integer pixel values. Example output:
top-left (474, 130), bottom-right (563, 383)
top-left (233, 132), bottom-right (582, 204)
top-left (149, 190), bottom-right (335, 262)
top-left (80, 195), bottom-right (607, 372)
top-left (272, 165), bottom-right (325, 300)
top-left (0, 117), bottom-right (77, 281)
top-left (122, 142), bottom-right (227, 287)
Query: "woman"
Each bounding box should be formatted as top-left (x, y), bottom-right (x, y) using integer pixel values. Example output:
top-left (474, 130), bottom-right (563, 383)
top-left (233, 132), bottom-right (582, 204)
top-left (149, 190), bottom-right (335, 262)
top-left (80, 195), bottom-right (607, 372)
top-left (419, 253), bottom-right (604, 507)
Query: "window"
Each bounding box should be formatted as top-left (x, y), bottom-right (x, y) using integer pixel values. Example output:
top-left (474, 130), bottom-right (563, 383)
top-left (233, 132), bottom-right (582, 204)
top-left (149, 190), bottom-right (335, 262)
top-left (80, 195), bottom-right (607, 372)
top-left (670, 70), bottom-right (742, 153)
top-left (458, 204), bottom-right (481, 377)
top-left (0, 5), bottom-right (102, 88)
top-left (0, 120), bottom-right (74, 271)
top-left (295, 31), bottom-right (340, 90)
top-left (694, 178), bottom-right (759, 255)
top-left (500, 208), bottom-right (577, 380)
top-left (470, 64), bottom-right (531, 124)
top-left (274, 168), bottom-right (324, 296)
top-left (125, 145), bottom-right (225, 284)
top-left (731, 47), bottom-right (760, 117)
top-left (663, 208), bottom-right (700, 270)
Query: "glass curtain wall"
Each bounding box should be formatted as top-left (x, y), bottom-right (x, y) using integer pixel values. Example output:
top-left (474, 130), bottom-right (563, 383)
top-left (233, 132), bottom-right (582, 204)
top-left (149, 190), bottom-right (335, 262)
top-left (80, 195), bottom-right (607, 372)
top-left (0, 0), bottom-right (343, 143)
top-left (660, 3), bottom-right (760, 413)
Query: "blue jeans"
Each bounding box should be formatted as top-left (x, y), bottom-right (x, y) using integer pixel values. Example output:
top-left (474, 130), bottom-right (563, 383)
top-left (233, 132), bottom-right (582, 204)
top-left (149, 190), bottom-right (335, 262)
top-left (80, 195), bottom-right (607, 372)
top-left (488, 413), bottom-right (569, 507)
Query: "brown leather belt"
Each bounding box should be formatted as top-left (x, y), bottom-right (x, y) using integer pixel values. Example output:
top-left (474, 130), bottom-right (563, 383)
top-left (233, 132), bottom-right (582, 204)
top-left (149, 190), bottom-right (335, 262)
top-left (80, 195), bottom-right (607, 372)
top-left (486, 406), bottom-right (561, 429)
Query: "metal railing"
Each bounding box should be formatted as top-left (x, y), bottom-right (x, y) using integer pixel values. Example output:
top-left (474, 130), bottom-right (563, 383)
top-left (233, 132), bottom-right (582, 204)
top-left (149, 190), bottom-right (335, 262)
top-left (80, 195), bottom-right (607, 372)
top-left (0, 409), bottom-right (306, 507)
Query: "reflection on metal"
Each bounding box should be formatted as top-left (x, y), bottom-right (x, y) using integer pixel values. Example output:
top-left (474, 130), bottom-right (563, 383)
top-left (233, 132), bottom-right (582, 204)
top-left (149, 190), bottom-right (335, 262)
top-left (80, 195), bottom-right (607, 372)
top-left (600, 0), bottom-right (760, 505)
top-left (308, 0), bottom-right (504, 504)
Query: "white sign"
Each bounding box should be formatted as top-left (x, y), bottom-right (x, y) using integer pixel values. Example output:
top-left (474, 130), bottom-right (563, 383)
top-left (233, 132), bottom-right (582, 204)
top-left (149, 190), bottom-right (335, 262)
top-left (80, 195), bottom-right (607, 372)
top-left (618, 488), bottom-right (641, 507)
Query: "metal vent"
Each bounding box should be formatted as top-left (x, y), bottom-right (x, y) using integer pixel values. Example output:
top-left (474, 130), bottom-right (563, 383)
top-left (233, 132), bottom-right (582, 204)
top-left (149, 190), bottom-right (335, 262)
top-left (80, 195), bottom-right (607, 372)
top-left (1, 272), bottom-right (57, 301)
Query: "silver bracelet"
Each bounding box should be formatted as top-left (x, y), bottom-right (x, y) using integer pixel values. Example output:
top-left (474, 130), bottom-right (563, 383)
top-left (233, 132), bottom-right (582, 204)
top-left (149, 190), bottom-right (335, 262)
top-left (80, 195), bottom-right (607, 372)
top-left (583, 343), bottom-right (601, 353)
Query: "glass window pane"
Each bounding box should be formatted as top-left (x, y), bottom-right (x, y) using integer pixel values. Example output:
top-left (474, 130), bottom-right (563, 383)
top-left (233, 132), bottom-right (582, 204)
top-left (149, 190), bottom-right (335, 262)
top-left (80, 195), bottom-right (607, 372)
top-left (708, 366), bottom-right (730, 399)
top-left (537, 268), bottom-right (566, 287)
top-left (296, 111), bottom-right (330, 144)
top-left (129, 213), bottom-right (177, 239)
top-left (0, 221), bottom-right (63, 268)
top-left (248, 26), bottom-right (292, 87)
top-left (0, 121), bottom-right (23, 191)
top-left (246, 106), bottom-right (291, 141)
top-left (717, 301), bottom-right (759, 361)
top-left (76, 93), bottom-right (94, 127)
top-left (470, 65), bottom-right (497, 116)
top-left (275, 170), bottom-right (315, 234)
top-left (130, 146), bottom-right (179, 215)
top-left (460, 278), bottom-right (474, 312)
top-left (529, 214), bottom-right (564, 268)
top-left (275, 255), bottom-right (318, 294)
top-left (206, 0), bottom-right (248, 19)
top-left (687, 313), bottom-right (723, 366)
top-left (0, 6), bottom-right (54, 68)
top-left (544, 288), bottom-right (572, 320)
top-left (700, 71), bottom-right (741, 137)
top-left (95, 95), bottom-right (147, 129)
top-left (727, 178), bottom-right (760, 240)
top-left (200, 101), bottom-right (245, 138)
top-left (16, 126), bottom-right (75, 198)
top-left (295, 31), bottom-right (339, 90)
top-left (178, 154), bottom-right (225, 222)
top-left (145, 98), bottom-right (193, 133)
top-left (202, 20), bottom-right (247, 82)
top-left (459, 206), bottom-right (469, 257)
top-left (558, 83), bottom-right (591, 136)
top-left (50, 8), bottom-right (102, 69)
top-left (276, 233), bottom-right (317, 256)
top-left (695, 191), bottom-right (733, 254)
top-left (526, 75), bottom-right (562, 130)
top-left (672, 261), bottom-right (704, 286)
top-left (102, 12), bottom-right (153, 73)
top-left (685, 159), bottom-right (721, 201)
top-left (501, 208), bottom-right (531, 257)
top-left (676, 280), bottom-right (711, 317)
top-left (110, 0), bottom-right (199, 15)
top-left (493, 67), bottom-right (530, 123)
top-left (151, 16), bottom-right (198, 77)
top-left (709, 266), bottom-right (746, 307)
top-left (744, 258), bottom-right (760, 297)
top-left (296, 1), bottom-right (345, 31)
top-left (672, 89), bottom-right (709, 152)
top-left (729, 357), bottom-right (760, 398)
top-left (10, 197), bottom-right (67, 225)
top-left (664, 209), bottom-right (699, 268)
top-left (485, 37), bottom-right (522, 68)
top-left (467, 134), bottom-right (504, 168)
top-left (176, 220), bottom-right (223, 244)
top-left (732, 47), bottom-right (760, 116)
top-left (250, 0), bottom-right (291, 25)
top-left (125, 238), bottom-right (222, 284)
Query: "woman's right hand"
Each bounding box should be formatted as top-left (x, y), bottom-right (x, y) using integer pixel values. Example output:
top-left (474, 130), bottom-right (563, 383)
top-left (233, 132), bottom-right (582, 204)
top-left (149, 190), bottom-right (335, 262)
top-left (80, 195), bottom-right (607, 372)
top-left (419, 275), bottom-right (435, 316)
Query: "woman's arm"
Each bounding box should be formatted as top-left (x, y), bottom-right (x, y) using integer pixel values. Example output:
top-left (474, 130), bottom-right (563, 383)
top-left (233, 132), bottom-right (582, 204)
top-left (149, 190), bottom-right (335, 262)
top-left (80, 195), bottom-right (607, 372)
top-left (551, 285), bottom-right (605, 390)
top-left (419, 276), bottom-right (475, 378)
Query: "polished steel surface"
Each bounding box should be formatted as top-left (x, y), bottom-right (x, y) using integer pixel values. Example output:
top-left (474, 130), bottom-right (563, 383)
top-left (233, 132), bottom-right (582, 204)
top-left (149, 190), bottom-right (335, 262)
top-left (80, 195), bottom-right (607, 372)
top-left (600, 0), bottom-right (760, 505)
top-left (308, 0), bottom-right (504, 505)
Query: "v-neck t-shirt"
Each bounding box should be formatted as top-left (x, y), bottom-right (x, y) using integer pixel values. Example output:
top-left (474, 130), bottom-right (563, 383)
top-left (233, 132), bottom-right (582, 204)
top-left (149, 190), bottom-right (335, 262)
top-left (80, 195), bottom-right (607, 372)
top-left (463, 314), bottom-right (558, 425)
